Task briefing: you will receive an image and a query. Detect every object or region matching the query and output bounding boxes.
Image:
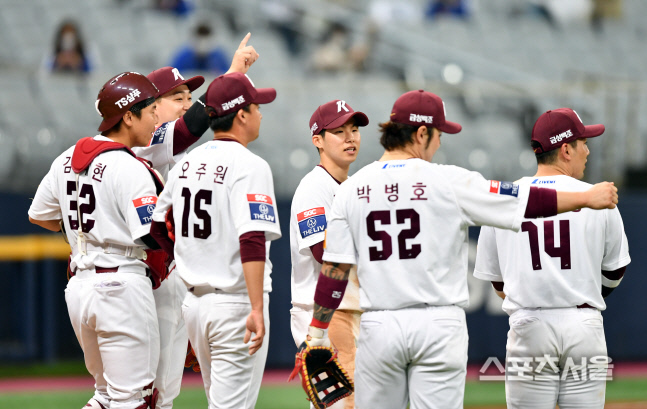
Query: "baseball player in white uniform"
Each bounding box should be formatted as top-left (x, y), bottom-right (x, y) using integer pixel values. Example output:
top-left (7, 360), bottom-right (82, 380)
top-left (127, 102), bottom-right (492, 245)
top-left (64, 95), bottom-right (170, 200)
top-left (301, 90), bottom-right (620, 409)
top-left (474, 108), bottom-right (631, 409)
top-left (151, 72), bottom-right (280, 409)
top-left (290, 99), bottom-right (369, 409)
top-left (28, 72), bottom-right (167, 409)
top-left (132, 35), bottom-right (260, 409)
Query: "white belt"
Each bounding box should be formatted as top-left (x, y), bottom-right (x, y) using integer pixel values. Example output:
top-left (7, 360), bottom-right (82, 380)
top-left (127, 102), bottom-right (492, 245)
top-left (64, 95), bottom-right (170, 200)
top-left (84, 242), bottom-right (147, 260)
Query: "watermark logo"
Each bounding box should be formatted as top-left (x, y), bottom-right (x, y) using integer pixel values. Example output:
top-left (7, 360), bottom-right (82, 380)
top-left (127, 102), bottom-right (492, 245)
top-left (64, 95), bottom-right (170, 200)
top-left (479, 355), bottom-right (613, 381)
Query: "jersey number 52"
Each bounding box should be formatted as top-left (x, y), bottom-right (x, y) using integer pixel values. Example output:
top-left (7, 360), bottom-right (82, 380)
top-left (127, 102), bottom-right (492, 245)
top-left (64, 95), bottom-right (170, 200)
top-left (366, 209), bottom-right (421, 261)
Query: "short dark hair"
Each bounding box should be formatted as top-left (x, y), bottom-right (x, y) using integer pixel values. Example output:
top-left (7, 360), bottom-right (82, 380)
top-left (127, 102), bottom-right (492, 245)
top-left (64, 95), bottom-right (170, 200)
top-left (100, 97), bottom-right (153, 136)
top-left (207, 104), bottom-right (251, 132)
top-left (532, 139), bottom-right (578, 165)
top-left (379, 121), bottom-right (429, 151)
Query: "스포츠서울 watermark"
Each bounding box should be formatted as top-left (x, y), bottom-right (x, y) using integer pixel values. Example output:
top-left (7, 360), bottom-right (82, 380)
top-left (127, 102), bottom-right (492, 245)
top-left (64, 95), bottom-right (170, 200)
top-left (479, 355), bottom-right (613, 381)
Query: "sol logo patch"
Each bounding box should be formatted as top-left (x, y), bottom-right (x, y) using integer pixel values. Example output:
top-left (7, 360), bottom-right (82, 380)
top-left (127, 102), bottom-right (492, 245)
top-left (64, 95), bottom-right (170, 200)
top-left (248, 194), bottom-right (275, 223)
top-left (489, 180), bottom-right (519, 197)
top-left (149, 121), bottom-right (170, 146)
top-left (133, 196), bottom-right (157, 224)
top-left (297, 207), bottom-right (326, 239)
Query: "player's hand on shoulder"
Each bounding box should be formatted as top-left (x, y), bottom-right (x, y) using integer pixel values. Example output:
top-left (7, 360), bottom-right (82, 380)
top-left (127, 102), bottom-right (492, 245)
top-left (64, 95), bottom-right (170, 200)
top-left (586, 181), bottom-right (618, 210)
top-left (226, 32), bottom-right (259, 75)
top-left (244, 309), bottom-right (265, 355)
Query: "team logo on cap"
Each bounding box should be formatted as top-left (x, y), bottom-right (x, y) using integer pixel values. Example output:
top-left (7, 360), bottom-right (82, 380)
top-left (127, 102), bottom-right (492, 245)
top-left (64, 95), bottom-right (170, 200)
top-left (247, 194), bottom-right (276, 223)
top-left (297, 207), bottom-right (326, 239)
top-left (133, 196), bottom-right (157, 224)
top-left (172, 67), bottom-right (184, 81)
top-left (409, 114), bottom-right (433, 124)
top-left (489, 180), bottom-right (519, 197)
top-left (310, 123), bottom-right (319, 136)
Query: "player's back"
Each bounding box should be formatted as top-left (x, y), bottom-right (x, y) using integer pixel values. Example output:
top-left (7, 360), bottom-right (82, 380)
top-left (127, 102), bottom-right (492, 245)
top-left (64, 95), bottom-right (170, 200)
top-left (327, 159), bottom-right (525, 311)
top-left (166, 140), bottom-right (280, 293)
top-left (477, 175), bottom-right (630, 314)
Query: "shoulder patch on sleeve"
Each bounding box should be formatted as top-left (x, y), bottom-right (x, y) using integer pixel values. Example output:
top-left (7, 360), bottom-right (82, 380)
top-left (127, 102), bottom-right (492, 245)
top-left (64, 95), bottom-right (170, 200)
top-left (489, 180), bottom-right (519, 197)
top-left (247, 194), bottom-right (276, 223)
top-left (133, 196), bottom-right (157, 224)
top-left (297, 207), bottom-right (326, 239)
top-left (149, 122), bottom-right (170, 146)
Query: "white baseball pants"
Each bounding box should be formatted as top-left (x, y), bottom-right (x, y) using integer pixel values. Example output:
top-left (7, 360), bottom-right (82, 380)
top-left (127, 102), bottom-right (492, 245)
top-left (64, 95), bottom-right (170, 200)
top-left (182, 290), bottom-right (269, 409)
top-left (65, 270), bottom-right (159, 409)
top-left (153, 270), bottom-right (188, 409)
top-left (354, 305), bottom-right (468, 409)
top-left (505, 308), bottom-right (608, 409)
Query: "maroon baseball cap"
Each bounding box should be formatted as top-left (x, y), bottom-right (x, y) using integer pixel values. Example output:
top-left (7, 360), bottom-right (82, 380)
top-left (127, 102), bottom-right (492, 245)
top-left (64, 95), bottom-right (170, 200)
top-left (531, 108), bottom-right (605, 153)
top-left (389, 90), bottom-right (462, 134)
top-left (309, 100), bottom-right (369, 136)
top-left (147, 67), bottom-right (205, 98)
top-left (205, 72), bottom-right (276, 116)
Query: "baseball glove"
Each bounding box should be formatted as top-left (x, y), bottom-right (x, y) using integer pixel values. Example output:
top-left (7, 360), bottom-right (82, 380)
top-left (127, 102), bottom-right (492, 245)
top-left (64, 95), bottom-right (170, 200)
top-left (288, 342), bottom-right (354, 409)
top-left (185, 342), bottom-right (201, 373)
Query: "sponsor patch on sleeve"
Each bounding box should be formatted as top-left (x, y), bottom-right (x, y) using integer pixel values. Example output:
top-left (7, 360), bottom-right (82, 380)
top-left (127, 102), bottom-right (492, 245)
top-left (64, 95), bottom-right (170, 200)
top-left (133, 196), bottom-right (157, 224)
top-left (247, 194), bottom-right (276, 223)
top-left (148, 122), bottom-right (170, 146)
top-left (489, 180), bottom-right (519, 197)
top-left (297, 207), bottom-right (326, 239)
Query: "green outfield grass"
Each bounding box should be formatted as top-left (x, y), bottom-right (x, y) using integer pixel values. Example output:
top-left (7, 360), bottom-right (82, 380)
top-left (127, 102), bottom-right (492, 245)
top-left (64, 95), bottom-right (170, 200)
top-left (0, 378), bottom-right (646, 409)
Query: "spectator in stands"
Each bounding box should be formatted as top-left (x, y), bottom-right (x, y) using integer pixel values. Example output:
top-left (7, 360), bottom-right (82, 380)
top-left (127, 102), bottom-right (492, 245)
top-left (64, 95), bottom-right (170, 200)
top-left (310, 21), bottom-right (371, 73)
top-left (153, 0), bottom-right (193, 17)
top-left (426, 0), bottom-right (472, 19)
top-left (49, 20), bottom-right (91, 73)
top-left (170, 22), bottom-right (230, 74)
top-left (261, 0), bottom-right (304, 57)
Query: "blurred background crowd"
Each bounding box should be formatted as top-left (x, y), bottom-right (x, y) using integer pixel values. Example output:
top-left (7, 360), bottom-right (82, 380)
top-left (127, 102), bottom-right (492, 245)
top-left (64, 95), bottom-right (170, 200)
top-left (1, 0), bottom-right (646, 369)
top-left (1, 0), bottom-right (645, 195)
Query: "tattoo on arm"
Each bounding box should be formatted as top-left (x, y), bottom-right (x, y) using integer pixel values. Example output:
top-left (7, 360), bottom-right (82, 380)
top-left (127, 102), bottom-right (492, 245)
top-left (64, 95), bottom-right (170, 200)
top-left (313, 304), bottom-right (335, 324)
top-left (321, 262), bottom-right (351, 281)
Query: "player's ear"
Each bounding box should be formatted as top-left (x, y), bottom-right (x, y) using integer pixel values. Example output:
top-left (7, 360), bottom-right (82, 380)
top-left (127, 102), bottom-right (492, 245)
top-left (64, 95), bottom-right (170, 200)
top-left (312, 132), bottom-right (325, 150)
top-left (122, 111), bottom-right (133, 126)
top-left (561, 142), bottom-right (572, 160)
top-left (415, 126), bottom-right (427, 145)
top-left (236, 108), bottom-right (247, 124)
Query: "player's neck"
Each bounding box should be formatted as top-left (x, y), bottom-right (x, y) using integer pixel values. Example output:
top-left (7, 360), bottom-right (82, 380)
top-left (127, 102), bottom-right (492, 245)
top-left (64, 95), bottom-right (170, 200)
top-left (103, 131), bottom-right (133, 149)
top-left (213, 132), bottom-right (247, 147)
top-left (379, 148), bottom-right (418, 161)
top-left (535, 164), bottom-right (572, 178)
top-left (318, 156), bottom-right (349, 183)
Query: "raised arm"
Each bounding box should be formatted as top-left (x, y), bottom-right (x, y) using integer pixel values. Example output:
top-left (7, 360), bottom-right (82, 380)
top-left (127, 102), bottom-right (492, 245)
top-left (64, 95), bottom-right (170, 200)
top-left (225, 33), bottom-right (259, 75)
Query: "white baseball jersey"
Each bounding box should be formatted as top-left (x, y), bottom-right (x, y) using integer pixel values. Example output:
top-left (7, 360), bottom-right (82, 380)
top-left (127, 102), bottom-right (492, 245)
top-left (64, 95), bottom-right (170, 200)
top-left (474, 175), bottom-right (631, 315)
top-left (133, 120), bottom-right (187, 180)
top-left (28, 135), bottom-right (158, 272)
top-left (152, 140), bottom-right (282, 293)
top-left (322, 159), bottom-right (531, 311)
top-left (290, 165), bottom-right (360, 310)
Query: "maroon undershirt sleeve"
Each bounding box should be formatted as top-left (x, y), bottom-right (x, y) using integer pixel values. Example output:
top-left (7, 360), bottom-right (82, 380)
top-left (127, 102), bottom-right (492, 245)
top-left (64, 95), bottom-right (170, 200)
top-left (172, 117), bottom-right (201, 156)
top-left (150, 220), bottom-right (175, 259)
top-left (310, 241), bottom-right (324, 264)
top-left (524, 186), bottom-right (558, 219)
top-left (491, 281), bottom-right (504, 292)
top-left (240, 231), bottom-right (266, 263)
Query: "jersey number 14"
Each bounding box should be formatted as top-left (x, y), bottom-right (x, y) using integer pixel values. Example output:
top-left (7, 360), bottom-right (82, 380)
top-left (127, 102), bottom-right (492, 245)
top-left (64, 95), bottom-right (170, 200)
top-left (521, 220), bottom-right (571, 270)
